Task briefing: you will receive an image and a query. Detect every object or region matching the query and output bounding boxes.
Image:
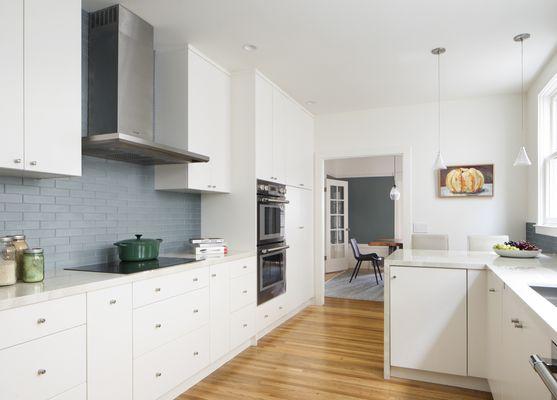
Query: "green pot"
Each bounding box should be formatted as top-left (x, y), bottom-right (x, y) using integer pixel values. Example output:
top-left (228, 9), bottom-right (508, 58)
top-left (114, 234), bottom-right (162, 261)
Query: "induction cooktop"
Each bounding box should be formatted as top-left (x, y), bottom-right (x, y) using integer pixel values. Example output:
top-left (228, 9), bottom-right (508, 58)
top-left (64, 257), bottom-right (197, 274)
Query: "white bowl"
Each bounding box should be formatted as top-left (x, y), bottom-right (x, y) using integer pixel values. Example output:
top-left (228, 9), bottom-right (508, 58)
top-left (493, 248), bottom-right (542, 258)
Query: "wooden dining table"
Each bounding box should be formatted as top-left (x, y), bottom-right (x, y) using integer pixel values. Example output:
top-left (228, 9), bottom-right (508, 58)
top-left (367, 238), bottom-right (404, 255)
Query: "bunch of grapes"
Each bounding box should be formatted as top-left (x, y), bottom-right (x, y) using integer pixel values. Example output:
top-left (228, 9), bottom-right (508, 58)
top-left (504, 241), bottom-right (539, 251)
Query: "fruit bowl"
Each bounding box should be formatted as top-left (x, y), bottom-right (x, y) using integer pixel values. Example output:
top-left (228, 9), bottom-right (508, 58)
top-left (493, 241), bottom-right (541, 259)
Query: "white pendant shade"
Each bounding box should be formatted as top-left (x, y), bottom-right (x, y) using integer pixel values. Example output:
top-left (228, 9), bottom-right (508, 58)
top-left (434, 151), bottom-right (447, 170)
top-left (390, 185), bottom-right (401, 201)
top-left (513, 146), bottom-right (532, 167)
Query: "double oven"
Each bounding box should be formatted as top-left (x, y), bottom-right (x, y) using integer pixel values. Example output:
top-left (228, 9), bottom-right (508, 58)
top-left (257, 180), bottom-right (289, 305)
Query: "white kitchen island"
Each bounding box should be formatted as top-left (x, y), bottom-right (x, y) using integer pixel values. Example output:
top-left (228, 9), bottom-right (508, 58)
top-left (385, 249), bottom-right (557, 399)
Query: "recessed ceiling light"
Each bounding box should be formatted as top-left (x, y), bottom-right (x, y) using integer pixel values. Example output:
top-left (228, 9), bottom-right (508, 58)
top-left (305, 100), bottom-right (316, 106)
top-left (242, 44), bottom-right (257, 52)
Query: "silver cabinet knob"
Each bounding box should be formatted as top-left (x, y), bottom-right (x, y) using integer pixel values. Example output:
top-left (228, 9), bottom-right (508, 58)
top-left (242, 290), bottom-right (248, 294)
top-left (193, 277), bottom-right (198, 282)
top-left (155, 372), bottom-right (162, 377)
top-left (242, 265), bottom-right (247, 269)
top-left (109, 299), bottom-right (117, 305)
top-left (392, 275), bottom-right (397, 279)
top-left (155, 323), bottom-right (162, 328)
top-left (207, 185), bottom-right (212, 188)
top-left (193, 351), bottom-right (199, 356)
top-left (212, 185), bottom-right (217, 188)
top-left (211, 273), bottom-right (217, 277)
top-left (264, 314), bottom-right (269, 318)
top-left (30, 161), bottom-right (37, 166)
top-left (37, 318), bottom-right (46, 324)
top-left (279, 306), bottom-right (283, 310)
top-left (14, 159), bottom-right (22, 164)
top-left (514, 323), bottom-right (524, 329)
top-left (154, 287), bottom-right (161, 292)
top-left (511, 318), bottom-right (520, 324)
top-left (193, 309), bottom-right (199, 313)
top-left (243, 324), bottom-right (248, 328)
top-left (488, 288), bottom-right (496, 293)
top-left (37, 369), bottom-right (47, 375)
top-left (299, 226), bottom-right (304, 229)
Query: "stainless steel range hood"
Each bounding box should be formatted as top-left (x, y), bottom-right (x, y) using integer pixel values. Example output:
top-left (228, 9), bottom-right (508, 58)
top-left (83, 5), bottom-right (209, 165)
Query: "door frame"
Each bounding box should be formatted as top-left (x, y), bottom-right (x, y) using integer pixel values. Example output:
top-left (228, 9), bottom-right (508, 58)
top-left (325, 178), bottom-right (349, 273)
top-left (313, 145), bottom-right (413, 306)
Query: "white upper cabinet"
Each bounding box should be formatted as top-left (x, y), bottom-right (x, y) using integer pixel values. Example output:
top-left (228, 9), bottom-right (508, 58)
top-left (255, 72), bottom-right (313, 186)
top-left (0, 0), bottom-right (81, 177)
top-left (0, 0), bottom-right (24, 171)
top-left (155, 46), bottom-right (231, 193)
top-left (286, 105), bottom-right (314, 189)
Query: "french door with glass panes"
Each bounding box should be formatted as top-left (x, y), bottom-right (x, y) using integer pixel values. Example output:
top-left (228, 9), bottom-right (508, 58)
top-left (325, 179), bottom-right (349, 273)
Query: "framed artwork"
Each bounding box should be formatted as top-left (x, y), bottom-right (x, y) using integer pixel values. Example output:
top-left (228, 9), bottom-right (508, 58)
top-left (438, 164), bottom-right (494, 198)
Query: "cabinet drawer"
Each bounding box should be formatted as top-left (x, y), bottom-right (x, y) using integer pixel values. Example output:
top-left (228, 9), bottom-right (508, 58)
top-left (230, 272), bottom-right (256, 312)
top-left (0, 325), bottom-right (86, 400)
top-left (0, 294), bottom-right (85, 350)
top-left (133, 324), bottom-right (210, 400)
top-left (133, 267), bottom-right (209, 308)
top-left (230, 304), bottom-right (255, 349)
top-left (51, 384), bottom-right (86, 400)
top-left (134, 287), bottom-right (210, 357)
top-left (257, 300), bottom-right (275, 332)
top-left (229, 257), bottom-right (256, 279)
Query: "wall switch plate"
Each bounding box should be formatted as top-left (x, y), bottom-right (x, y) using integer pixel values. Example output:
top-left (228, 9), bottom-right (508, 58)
top-left (413, 223), bottom-right (428, 233)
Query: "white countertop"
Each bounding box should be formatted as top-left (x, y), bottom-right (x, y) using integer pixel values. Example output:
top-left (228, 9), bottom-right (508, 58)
top-left (0, 249), bottom-right (256, 312)
top-left (386, 249), bottom-right (557, 336)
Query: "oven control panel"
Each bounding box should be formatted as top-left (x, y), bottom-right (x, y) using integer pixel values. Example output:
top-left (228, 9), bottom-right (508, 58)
top-left (257, 179), bottom-right (286, 197)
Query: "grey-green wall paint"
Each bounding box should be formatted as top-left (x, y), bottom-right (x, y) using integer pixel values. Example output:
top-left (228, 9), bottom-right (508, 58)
top-left (346, 177), bottom-right (394, 243)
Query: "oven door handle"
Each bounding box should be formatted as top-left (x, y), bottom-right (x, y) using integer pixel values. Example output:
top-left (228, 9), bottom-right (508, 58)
top-left (530, 354), bottom-right (557, 398)
top-left (261, 245), bottom-right (290, 254)
top-left (260, 198), bottom-right (290, 204)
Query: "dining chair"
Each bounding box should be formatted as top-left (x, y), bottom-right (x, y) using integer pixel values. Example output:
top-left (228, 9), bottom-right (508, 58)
top-left (412, 234), bottom-right (449, 250)
top-left (467, 235), bottom-right (509, 251)
top-left (348, 238), bottom-right (383, 284)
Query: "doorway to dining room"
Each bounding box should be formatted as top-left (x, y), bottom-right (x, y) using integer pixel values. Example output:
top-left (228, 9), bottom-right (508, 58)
top-left (323, 155), bottom-right (403, 302)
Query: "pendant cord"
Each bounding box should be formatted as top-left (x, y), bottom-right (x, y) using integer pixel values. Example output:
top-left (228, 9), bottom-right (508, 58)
top-left (521, 38), bottom-right (525, 143)
top-left (393, 155), bottom-right (396, 187)
top-left (437, 52), bottom-right (441, 153)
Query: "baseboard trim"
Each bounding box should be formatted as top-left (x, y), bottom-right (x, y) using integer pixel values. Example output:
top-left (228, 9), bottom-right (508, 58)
top-left (390, 367), bottom-right (491, 392)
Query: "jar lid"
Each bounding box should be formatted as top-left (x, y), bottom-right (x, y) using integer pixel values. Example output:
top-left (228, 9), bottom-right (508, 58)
top-left (0, 236), bottom-right (13, 243)
top-left (11, 235), bottom-right (25, 240)
top-left (24, 248), bottom-right (43, 254)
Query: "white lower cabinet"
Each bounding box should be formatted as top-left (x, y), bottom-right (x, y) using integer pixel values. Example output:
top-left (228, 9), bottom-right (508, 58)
top-left (257, 293), bottom-right (289, 335)
top-left (0, 325), bottom-right (86, 400)
top-left (87, 284), bottom-right (132, 400)
top-left (133, 324), bottom-right (211, 400)
top-left (230, 304), bottom-right (256, 349)
top-left (210, 262), bottom-right (231, 362)
top-left (390, 266), bottom-right (467, 376)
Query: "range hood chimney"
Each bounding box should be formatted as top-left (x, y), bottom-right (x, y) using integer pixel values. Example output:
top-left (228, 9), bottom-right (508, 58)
top-left (82, 5), bottom-right (209, 165)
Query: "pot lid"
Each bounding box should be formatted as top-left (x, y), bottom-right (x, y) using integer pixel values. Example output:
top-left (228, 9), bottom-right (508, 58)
top-left (114, 234), bottom-right (163, 246)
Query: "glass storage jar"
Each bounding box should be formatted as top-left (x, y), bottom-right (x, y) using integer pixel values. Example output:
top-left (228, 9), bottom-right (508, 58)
top-left (11, 235), bottom-right (28, 281)
top-left (22, 248), bottom-right (44, 283)
top-left (0, 237), bottom-right (17, 286)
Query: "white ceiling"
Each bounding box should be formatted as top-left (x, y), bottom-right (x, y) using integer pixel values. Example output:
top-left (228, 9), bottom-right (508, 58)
top-left (83, 0), bottom-right (557, 115)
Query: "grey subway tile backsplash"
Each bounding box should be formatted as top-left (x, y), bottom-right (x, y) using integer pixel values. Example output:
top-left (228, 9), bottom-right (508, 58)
top-left (526, 222), bottom-right (557, 253)
top-left (0, 156), bottom-right (201, 276)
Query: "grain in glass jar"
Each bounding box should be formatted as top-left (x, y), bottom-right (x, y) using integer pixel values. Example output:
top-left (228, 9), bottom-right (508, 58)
top-left (11, 235), bottom-right (28, 280)
top-left (0, 237), bottom-right (17, 286)
top-left (22, 248), bottom-right (44, 283)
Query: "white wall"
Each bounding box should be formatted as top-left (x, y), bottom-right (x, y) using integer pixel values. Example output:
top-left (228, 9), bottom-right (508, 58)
top-left (315, 94), bottom-right (527, 250)
top-left (526, 51), bottom-right (557, 222)
top-left (325, 155), bottom-right (402, 178)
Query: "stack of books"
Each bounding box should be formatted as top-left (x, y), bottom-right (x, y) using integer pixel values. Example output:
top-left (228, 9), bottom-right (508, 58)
top-left (189, 238), bottom-right (228, 259)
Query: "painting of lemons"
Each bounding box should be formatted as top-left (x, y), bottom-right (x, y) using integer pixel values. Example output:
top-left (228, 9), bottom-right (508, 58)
top-left (438, 164), bottom-right (494, 198)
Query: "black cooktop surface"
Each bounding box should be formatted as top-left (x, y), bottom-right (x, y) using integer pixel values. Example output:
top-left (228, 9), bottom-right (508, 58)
top-left (64, 257), bottom-right (197, 274)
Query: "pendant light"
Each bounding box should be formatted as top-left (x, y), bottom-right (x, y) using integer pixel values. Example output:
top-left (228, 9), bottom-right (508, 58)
top-left (432, 47), bottom-right (447, 169)
top-left (513, 33), bottom-right (532, 167)
top-left (389, 156), bottom-right (401, 201)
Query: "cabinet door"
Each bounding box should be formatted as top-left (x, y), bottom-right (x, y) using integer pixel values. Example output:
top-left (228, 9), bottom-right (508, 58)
top-left (87, 285), bottom-right (132, 400)
top-left (486, 271), bottom-right (504, 398)
top-left (390, 266), bottom-right (467, 376)
top-left (272, 89), bottom-right (289, 184)
top-left (299, 111), bottom-right (314, 189)
top-left (0, 0), bottom-right (24, 170)
top-left (468, 270), bottom-right (487, 378)
top-left (187, 49), bottom-right (213, 190)
top-left (285, 187), bottom-right (302, 310)
top-left (286, 107), bottom-right (313, 189)
top-left (300, 188), bottom-right (314, 302)
top-left (209, 64), bottom-right (231, 193)
top-left (210, 262), bottom-right (230, 362)
top-left (24, 0), bottom-right (81, 176)
top-left (255, 74), bottom-right (274, 182)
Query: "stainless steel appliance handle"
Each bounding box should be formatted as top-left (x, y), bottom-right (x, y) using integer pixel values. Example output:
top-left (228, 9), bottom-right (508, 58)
top-left (259, 198), bottom-right (290, 204)
top-left (530, 354), bottom-right (557, 398)
top-left (261, 245), bottom-right (290, 254)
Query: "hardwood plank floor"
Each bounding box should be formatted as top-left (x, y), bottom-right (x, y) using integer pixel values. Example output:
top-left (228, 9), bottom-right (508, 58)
top-left (178, 298), bottom-right (492, 400)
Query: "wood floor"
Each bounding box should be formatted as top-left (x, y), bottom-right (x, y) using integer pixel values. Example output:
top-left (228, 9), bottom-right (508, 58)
top-left (178, 298), bottom-right (492, 400)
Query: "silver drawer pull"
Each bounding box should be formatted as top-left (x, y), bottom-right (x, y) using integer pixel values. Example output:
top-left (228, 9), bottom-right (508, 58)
top-left (242, 290), bottom-right (248, 294)
top-left (193, 277), bottom-right (199, 282)
top-left (488, 288), bottom-right (496, 292)
top-left (514, 323), bottom-right (524, 329)
top-left (243, 324), bottom-right (248, 328)
top-left (264, 314), bottom-right (269, 318)
top-left (155, 287), bottom-right (161, 292)
top-left (531, 354), bottom-right (557, 398)
top-left (37, 369), bottom-right (46, 375)
top-left (155, 372), bottom-right (162, 378)
top-left (109, 299), bottom-right (117, 305)
top-left (392, 275), bottom-right (397, 279)
top-left (30, 161), bottom-right (37, 166)
top-left (193, 351), bottom-right (199, 356)
top-left (279, 306), bottom-right (283, 310)
top-left (155, 323), bottom-right (162, 328)
top-left (37, 318), bottom-right (46, 324)
top-left (211, 274), bottom-right (217, 277)
top-left (511, 318), bottom-right (520, 324)
top-left (14, 159), bottom-right (22, 164)
top-left (243, 265), bottom-right (247, 269)
top-left (193, 309), bottom-right (199, 314)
